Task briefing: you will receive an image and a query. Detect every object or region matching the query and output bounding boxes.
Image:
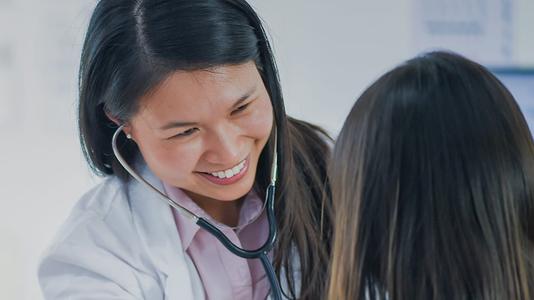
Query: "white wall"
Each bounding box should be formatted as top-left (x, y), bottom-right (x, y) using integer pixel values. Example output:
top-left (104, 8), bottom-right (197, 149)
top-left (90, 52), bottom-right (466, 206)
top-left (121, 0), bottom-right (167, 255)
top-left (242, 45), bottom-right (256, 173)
top-left (249, 0), bottom-right (534, 134)
top-left (0, 1), bottom-right (98, 299)
top-left (250, 0), bottom-right (414, 134)
top-left (0, 1), bottom-right (532, 299)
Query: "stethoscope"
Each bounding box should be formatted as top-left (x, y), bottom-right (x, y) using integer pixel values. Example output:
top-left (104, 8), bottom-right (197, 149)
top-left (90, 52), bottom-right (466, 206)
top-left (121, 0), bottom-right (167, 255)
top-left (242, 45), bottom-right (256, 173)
top-left (111, 124), bottom-right (284, 300)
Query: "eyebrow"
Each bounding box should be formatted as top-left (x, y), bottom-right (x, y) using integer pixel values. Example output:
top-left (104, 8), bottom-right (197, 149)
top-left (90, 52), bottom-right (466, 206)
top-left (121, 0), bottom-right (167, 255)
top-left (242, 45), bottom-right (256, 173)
top-left (158, 86), bottom-right (257, 131)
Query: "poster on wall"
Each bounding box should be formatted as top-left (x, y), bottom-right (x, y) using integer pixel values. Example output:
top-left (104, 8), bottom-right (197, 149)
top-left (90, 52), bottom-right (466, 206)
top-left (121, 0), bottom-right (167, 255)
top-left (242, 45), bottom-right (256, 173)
top-left (413, 0), bottom-right (533, 135)
top-left (412, 0), bottom-right (515, 66)
top-left (491, 69), bottom-right (534, 133)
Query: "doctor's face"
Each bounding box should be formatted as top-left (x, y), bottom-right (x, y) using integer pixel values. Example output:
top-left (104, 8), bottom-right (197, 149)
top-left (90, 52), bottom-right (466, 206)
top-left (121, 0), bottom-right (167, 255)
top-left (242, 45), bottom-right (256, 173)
top-left (127, 61), bottom-right (273, 202)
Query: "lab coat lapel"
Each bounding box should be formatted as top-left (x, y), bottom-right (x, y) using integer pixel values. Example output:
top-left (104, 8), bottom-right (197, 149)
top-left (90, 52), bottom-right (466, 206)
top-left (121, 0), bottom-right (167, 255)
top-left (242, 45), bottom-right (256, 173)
top-left (126, 161), bottom-right (300, 300)
top-left (128, 163), bottom-right (204, 299)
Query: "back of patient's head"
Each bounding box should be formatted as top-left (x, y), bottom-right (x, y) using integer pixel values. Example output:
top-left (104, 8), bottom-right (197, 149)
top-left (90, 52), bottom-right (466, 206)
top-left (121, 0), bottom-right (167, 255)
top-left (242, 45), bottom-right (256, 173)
top-left (328, 51), bottom-right (534, 300)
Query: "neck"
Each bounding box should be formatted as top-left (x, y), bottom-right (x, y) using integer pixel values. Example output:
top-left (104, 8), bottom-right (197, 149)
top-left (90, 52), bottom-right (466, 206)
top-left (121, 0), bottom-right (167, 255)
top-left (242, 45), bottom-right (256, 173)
top-left (185, 191), bottom-right (244, 227)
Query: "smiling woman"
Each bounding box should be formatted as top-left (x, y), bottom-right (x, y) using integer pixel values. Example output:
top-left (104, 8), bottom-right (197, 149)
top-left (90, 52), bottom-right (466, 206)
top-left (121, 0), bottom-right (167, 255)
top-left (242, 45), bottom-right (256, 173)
top-left (127, 63), bottom-right (273, 212)
top-left (37, 0), bottom-right (331, 300)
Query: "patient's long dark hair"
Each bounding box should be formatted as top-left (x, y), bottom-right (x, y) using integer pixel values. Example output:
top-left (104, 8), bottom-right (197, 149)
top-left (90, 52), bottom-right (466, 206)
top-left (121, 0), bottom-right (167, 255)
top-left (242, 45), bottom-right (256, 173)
top-left (328, 51), bottom-right (534, 300)
top-left (78, 0), bottom-right (331, 298)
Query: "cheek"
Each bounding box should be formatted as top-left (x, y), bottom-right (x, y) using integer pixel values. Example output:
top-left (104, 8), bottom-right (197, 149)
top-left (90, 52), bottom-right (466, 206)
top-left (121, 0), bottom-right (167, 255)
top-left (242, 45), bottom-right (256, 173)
top-left (138, 140), bottom-right (201, 182)
top-left (245, 101), bottom-right (274, 140)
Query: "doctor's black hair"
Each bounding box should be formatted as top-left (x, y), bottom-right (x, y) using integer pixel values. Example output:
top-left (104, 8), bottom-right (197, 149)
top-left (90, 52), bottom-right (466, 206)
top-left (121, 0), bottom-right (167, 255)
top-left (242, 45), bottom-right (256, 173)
top-left (78, 0), bottom-right (332, 298)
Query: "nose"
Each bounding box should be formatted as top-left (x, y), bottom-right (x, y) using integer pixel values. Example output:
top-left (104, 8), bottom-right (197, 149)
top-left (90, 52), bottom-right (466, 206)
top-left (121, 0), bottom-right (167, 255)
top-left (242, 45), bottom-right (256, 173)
top-left (202, 125), bottom-right (243, 165)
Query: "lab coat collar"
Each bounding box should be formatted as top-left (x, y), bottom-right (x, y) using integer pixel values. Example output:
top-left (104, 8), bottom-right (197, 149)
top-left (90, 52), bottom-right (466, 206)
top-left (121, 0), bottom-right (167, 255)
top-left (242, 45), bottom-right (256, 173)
top-left (127, 161), bottom-right (203, 299)
top-left (125, 159), bottom-right (295, 299)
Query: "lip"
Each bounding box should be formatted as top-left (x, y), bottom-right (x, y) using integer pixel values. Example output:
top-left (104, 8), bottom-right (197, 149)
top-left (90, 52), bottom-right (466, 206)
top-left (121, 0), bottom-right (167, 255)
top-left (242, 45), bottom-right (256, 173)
top-left (198, 157), bottom-right (249, 186)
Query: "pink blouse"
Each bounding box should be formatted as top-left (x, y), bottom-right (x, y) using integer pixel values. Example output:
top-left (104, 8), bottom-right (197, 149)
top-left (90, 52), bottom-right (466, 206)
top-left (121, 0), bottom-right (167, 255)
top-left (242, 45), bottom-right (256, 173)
top-left (163, 183), bottom-right (271, 300)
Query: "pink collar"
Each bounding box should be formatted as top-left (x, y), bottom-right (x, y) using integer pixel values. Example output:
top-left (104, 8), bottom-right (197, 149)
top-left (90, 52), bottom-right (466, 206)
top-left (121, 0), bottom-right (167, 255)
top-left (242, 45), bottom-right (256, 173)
top-left (162, 183), bottom-right (264, 250)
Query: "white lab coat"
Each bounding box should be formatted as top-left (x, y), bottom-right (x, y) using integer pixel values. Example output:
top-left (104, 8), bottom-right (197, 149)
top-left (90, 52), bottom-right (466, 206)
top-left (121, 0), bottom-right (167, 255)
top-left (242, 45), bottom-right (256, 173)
top-left (38, 163), bottom-right (297, 299)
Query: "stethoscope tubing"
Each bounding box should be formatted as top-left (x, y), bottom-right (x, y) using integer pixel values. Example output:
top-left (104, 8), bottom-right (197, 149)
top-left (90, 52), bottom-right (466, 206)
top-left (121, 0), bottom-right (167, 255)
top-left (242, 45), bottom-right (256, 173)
top-left (195, 184), bottom-right (282, 298)
top-left (111, 125), bottom-right (283, 300)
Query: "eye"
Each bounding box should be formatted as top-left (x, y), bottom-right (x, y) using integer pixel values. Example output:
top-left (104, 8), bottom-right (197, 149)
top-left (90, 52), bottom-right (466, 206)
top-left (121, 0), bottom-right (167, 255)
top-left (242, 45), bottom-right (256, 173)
top-left (231, 102), bottom-right (251, 115)
top-left (169, 128), bottom-right (199, 139)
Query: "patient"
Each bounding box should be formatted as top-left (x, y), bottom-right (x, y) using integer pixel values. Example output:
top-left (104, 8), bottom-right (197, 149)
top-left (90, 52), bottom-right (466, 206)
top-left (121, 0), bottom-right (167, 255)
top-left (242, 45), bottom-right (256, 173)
top-left (327, 51), bottom-right (534, 300)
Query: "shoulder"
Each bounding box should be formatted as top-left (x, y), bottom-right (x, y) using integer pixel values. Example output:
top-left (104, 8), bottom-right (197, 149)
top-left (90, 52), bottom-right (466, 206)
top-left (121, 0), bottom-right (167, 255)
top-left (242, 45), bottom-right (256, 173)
top-left (38, 176), bottom-right (164, 299)
top-left (75, 176), bottom-right (128, 217)
top-left (47, 176), bottom-right (133, 248)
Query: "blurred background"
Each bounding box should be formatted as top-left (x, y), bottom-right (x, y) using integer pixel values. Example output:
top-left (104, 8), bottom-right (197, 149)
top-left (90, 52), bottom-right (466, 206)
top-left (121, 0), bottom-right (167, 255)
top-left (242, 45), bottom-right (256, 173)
top-left (0, 0), bottom-right (533, 298)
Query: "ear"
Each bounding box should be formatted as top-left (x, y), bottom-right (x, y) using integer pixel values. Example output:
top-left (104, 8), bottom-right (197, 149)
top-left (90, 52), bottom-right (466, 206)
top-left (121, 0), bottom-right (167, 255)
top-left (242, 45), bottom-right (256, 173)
top-left (105, 111), bottom-right (133, 137)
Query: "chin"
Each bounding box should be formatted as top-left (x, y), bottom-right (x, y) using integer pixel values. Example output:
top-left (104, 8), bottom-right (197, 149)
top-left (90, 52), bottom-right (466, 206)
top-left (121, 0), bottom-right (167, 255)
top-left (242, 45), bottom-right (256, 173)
top-left (212, 193), bottom-right (249, 202)
top-left (196, 166), bottom-right (257, 201)
top-left (209, 182), bottom-right (254, 202)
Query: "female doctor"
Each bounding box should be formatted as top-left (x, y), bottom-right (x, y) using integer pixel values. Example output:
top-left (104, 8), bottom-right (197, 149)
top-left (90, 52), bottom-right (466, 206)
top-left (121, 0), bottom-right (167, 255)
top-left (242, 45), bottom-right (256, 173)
top-left (38, 0), bottom-right (331, 299)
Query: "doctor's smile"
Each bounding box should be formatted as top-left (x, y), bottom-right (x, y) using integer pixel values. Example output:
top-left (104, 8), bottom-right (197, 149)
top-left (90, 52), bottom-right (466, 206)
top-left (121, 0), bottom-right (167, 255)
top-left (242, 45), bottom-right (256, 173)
top-left (198, 156), bottom-right (250, 185)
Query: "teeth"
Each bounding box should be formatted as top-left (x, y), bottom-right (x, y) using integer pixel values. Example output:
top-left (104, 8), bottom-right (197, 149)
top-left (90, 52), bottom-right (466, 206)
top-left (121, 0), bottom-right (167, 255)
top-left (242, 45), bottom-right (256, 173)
top-left (210, 160), bottom-right (246, 179)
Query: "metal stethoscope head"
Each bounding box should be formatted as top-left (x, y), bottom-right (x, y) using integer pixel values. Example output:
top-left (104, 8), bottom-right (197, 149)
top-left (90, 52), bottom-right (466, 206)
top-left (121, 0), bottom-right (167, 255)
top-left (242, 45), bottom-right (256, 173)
top-left (111, 124), bottom-right (283, 300)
